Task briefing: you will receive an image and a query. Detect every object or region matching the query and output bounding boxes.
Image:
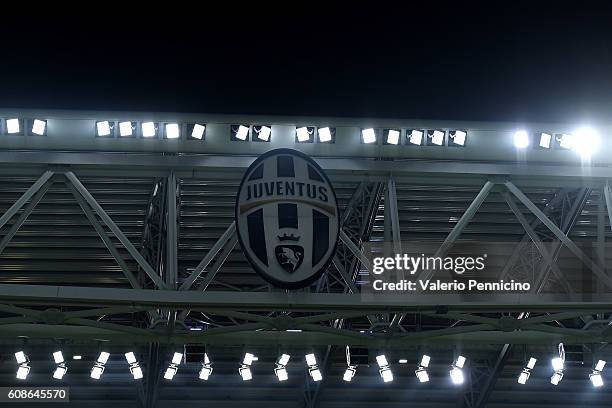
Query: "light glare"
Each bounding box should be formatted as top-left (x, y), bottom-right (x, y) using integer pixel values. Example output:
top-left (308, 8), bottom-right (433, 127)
top-left (166, 123), bottom-right (180, 139)
top-left (318, 127), bottom-right (332, 142)
top-left (6, 118), bottom-right (20, 134)
top-left (386, 129), bottom-right (400, 145)
top-left (513, 130), bottom-right (529, 148)
top-left (32, 119), bottom-right (46, 135)
top-left (362, 128), bottom-right (376, 144)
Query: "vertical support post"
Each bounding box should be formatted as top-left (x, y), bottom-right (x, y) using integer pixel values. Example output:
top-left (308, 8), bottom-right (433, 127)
top-left (166, 172), bottom-right (178, 290)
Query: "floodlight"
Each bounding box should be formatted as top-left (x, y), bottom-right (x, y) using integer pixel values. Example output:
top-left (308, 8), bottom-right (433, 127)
top-left (53, 365), bottom-right (67, 380)
top-left (15, 351), bottom-right (28, 364)
top-left (234, 125), bottom-right (249, 141)
top-left (379, 367), bottom-right (393, 383)
top-left (428, 130), bottom-right (445, 146)
top-left (171, 352), bottom-right (183, 366)
top-left (130, 365), bottom-right (144, 380)
top-left (361, 128), bottom-right (377, 144)
top-left (16, 365), bottom-right (30, 380)
top-left (415, 367), bottom-right (429, 383)
top-left (450, 367), bottom-right (464, 385)
top-left (53, 351), bottom-right (65, 365)
top-left (256, 126), bottom-right (271, 141)
top-left (420, 355), bottom-right (431, 368)
top-left (527, 358), bottom-right (537, 370)
top-left (376, 354), bottom-right (389, 368)
top-left (573, 126), bottom-right (600, 158)
top-left (558, 133), bottom-right (573, 150)
top-left (318, 127), bottom-right (333, 143)
top-left (309, 367), bottom-right (322, 382)
top-left (590, 372), bottom-right (604, 387)
top-left (398, 359), bottom-right (408, 364)
top-left (449, 130), bottom-right (467, 146)
top-left (296, 127), bottom-right (312, 142)
top-left (517, 369), bottom-right (530, 385)
top-left (6, 118), bottom-right (20, 134)
top-left (513, 130), bottom-right (529, 148)
top-left (305, 354), bottom-right (317, 367)
top-left (408, 129), bottom-right (424, 145)
top-left (91, 365), bottom-right (104, 380)
top-left (72, 355), bottom-right (82, 360)
top-left (141, 122), bottom-right (157, 138)
top-left (343, 366), bottom-right (356, 382)
top-left (199, 365), bottom-right (213, 380)
top-left (243, 353), bottom-right (256, 366)
top-left (239, 365), bottom-right (253, 381)
top-left (385, 129), bottom-right (400, 145)
top-left (539, 132), bottom-right (552, 148)
top-left (119, 121), bottom-right (134, 137)
top-left (97, 352), bottom-right (110, 365)
top-left (190, 124), bottom-right (206, 140)
top-left (165, 123), bottom-right (180, 139)
top-left (164, 366), bottom-right (177, 380)
top-left (595, 360), bottom-right (606, 372)
top-left (275, 366), bottom-right (288, 381)
top-left (277, 354), bottom-right (290, 366)
top-left (551, 357), bottom-right (564, 372)
top-left (125, 352), bottom-right (137, 365)
top-left (550, 371), bottom-right (563, 385)
top-left (96, 121), bottom-right (112, 137)
top-left (455, 355), bottom-right (466, 369)
top-left (204, 353), bottom-right (211, 365)
top-left (31, 119), bottom-right (47, 135)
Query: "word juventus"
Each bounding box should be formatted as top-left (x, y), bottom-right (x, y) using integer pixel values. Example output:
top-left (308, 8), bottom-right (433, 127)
top-left (372, 254), bottom-right (487, 275)
top-left (245, 181), bottom-right (329, 203)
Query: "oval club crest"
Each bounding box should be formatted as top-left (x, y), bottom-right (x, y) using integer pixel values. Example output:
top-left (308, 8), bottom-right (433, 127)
top-left (235, 148), bottom-right (340, 289)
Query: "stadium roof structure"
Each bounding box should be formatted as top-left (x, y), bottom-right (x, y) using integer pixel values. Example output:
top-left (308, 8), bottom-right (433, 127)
top-left (1, 110), bottom-right (612, 407)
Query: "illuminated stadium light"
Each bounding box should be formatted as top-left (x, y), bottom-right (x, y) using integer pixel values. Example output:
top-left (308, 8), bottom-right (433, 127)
top-left (384, 129), bottom-right (400, 145)
top-left (590, 360), bottom-right (606, 388)
top-left (31, 119), bottom-right (47, 135)
top-left (557, 133), bottom-right (573, 150)
top-left (189, 123), bottom-right (206, 140)
top-left (513, 130), bottom-right (529, 148)
top-left (305, 353), bottom-right (317, 367)
top-left (6, 118), bottom-right (21, 134)
top-left (96, 121), bottom-right (113, 137)
top-left (97, 352), bottom-right (110, 365)
top-left (141, 122), bottom-right (158, 138)
top-left (16, 365), bottom-right (30, 380)
top-left (343, 366), bottom-right (356, 382)
top-left (518, 358), bottom-right (536, 385)
top-left (415, 367), bottom-right (429, 383)
top-left (90, 365), bottom-right (104, 380)
top-left (277, 354), bottom-right (290, 366)
top-left (572, 126), bottom-right (600, 158)
top-left (539, 132), bottom-right (552, 148)
top-left (243, 353), bottom-right (257, 366)
top-left (125, 352), bottom-right (137, 365)
top-left (15, 351), bottom-right (28, 365)
top-left (317, 127), bottom-right (334, 143)
top-left (239, 365), bottom-right (253, 381)
top-left (376, 354), bottom-right (393, 382)
top-left (199, 353), bottom-right (213, 380)
top-left (407, 129), bottom-right (424, 146)
top-left (53, 351), bottom-right (65, 365)
top-left (130, 365), bottom-right (144, 380)
top-left (165, 123), bottom-right (180, 139)
top-left (398, 359), bottom-right (408, 364)
top-left (53, 365), bottom-right (67, 380)
top-left (171, 352), bottom-right (183, 365)
top-left (232, 125), bottom-right (250, 141)
top-left (118, 121), bottom-right (135, 137)
top-left (550, 343), bottom-right (565, 385)
top-left (296, 126), bottom-right (313, 143)
top-left (449, 130), bottom-right (467, 146)
top-left (309, 367), bottom-right (323, 382)
top-left (361, 128), bottom-right (377, 144)
top-left (164, 366), bottom-right (178, 380)
top-left (376, 354), bottom-right (389, 368)
top-left (420, 355), bottom-right (431, 368)
top-left (254, 125), bottom-right (272, 142)
top-left (427, 130), bottom-right (445, 146)
top-left (72, 355), bottom-right (82, 360)
top-left (275, 366), bottom-right (288, 381)
top-left (450, 355), bottom-right (466, 385)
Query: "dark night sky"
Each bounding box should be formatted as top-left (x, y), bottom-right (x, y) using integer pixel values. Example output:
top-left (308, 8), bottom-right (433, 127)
top-left (2, 5), bottom-right (612, 123)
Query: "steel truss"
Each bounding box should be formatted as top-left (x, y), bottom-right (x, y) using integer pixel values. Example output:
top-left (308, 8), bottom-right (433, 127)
top-left (2, 156), bottom-right (612, 407)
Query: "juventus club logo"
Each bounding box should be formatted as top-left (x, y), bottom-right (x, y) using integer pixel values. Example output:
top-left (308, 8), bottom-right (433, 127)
top-left (235, 149), bottom-right (340, 289)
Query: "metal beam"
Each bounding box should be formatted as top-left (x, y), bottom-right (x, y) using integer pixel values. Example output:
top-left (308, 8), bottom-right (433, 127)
top-left (0, 170), bottom-right (53, 230)
top-left (64, 171), bottom-right (168, 289)
top-left (505, 180), bottom-right (612, 290)
top-left (605, 181), bottom-right (612, 232)
top-left (166, 172), bottom-right (178, 289)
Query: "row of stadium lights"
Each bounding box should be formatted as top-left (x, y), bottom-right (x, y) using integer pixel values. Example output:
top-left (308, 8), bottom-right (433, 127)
top-left (11, 346), bottom-right (608, 388)
top-left (0, 118), bottom-right (602, 155)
